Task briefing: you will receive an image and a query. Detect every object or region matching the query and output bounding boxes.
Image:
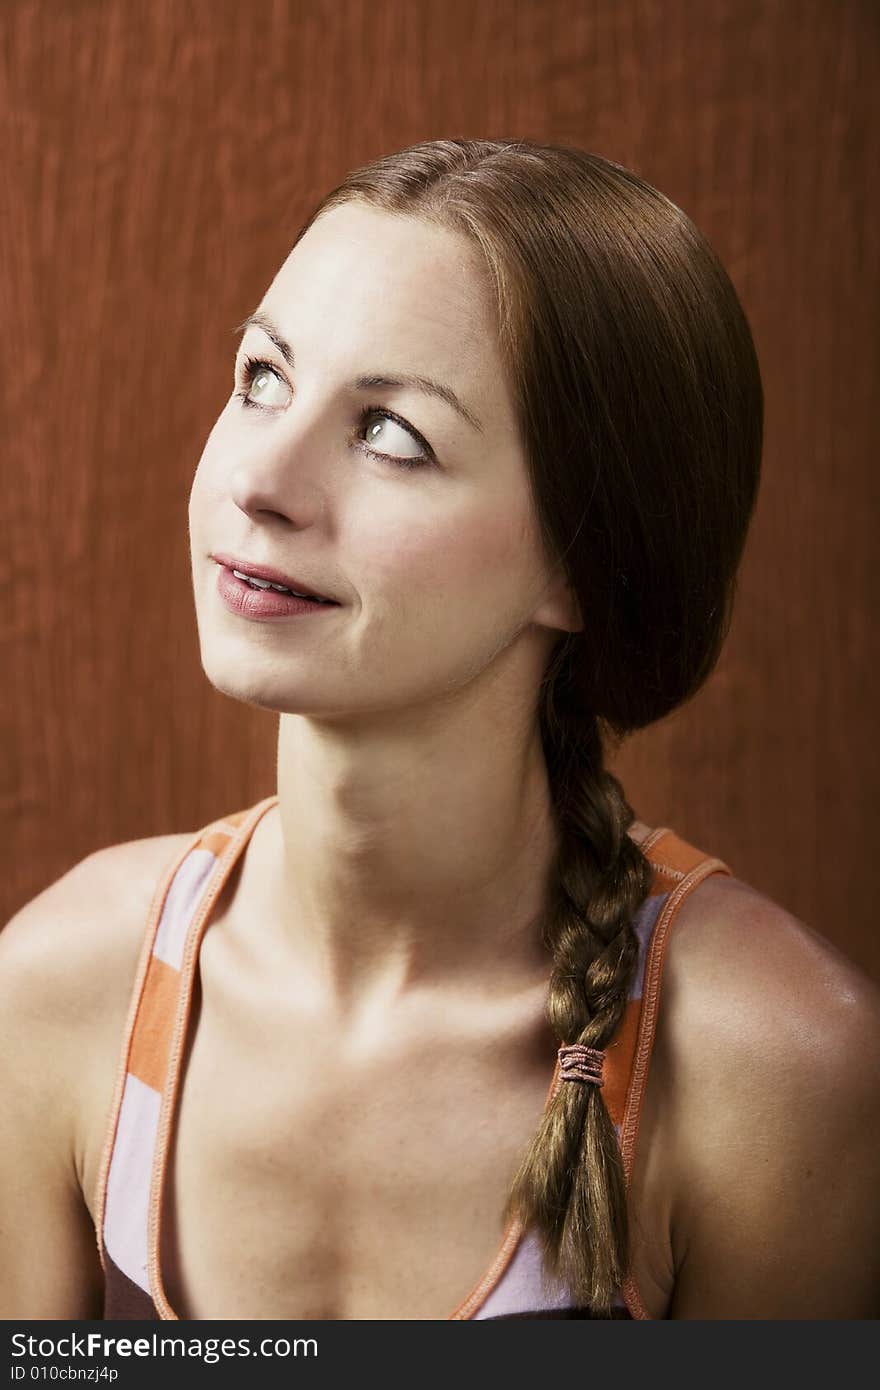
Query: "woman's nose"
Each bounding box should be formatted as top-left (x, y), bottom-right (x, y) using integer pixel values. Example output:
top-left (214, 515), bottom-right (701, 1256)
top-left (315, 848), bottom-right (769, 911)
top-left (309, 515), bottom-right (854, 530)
top-left (228, 439), bottom-right (328, 527)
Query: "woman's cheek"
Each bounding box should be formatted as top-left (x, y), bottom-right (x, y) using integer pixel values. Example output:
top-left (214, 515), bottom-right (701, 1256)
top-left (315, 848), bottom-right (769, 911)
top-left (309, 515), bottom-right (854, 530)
top-left (354, 509), bottom-right (452, 592)
top-left (361, 494), bottom-right (541, 610)
top-left (456, 496), bottom-right (542, 590)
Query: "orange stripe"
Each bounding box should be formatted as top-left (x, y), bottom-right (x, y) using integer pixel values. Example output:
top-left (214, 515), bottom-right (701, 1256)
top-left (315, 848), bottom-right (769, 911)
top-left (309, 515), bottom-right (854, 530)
top-left (199, 828), bottom-right (235, 857)
top-left (602, 997), bottom-right (641, 1128)
top-left (198, 793), bottom-right (278, 854)
top-left (128, 957), bottom-right (183, 1092)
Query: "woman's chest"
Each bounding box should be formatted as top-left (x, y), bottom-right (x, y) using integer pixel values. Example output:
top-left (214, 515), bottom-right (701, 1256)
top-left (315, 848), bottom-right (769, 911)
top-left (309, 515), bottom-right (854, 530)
top-left (159, 993), bottom-right (562, 1320)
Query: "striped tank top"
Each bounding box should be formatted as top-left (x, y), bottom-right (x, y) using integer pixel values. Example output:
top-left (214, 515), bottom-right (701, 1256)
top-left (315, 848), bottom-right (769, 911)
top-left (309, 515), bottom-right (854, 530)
top-left (93, 793), bottom-right (732, 1320)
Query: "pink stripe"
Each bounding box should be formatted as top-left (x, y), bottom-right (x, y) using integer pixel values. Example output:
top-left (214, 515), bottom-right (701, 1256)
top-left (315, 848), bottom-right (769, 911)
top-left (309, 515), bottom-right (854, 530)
top-left (475, 1228), bottom-right (574, 1317)
top-left (103, 1073), bottom-right (162, 1294)
top-left (152, 849), bottom-right (218, 970)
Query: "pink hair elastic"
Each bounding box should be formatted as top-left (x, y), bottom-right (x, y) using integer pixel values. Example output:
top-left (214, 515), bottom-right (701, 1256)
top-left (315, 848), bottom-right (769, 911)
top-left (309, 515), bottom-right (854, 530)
top-left (557, 1043), bottom-right (605, 1087)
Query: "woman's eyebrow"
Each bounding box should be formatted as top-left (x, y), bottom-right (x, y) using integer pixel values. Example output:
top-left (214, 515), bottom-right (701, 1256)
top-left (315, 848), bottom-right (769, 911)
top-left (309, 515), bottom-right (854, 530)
top-left (233, 310), bottom-right (484, 434)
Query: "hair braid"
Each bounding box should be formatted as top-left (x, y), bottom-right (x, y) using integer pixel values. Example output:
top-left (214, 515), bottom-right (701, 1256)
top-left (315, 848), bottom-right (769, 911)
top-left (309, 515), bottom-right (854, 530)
top-left (502, 663), bottom-right (655, 1312)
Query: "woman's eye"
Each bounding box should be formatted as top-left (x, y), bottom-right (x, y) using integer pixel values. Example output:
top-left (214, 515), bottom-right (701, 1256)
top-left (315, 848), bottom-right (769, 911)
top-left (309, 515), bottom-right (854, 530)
top-left (357, 410), bottom-right (429, 468)
top-left (235, 356), bottom-right (289, 407)
top-left (234, 355), bottom-right (433, 470)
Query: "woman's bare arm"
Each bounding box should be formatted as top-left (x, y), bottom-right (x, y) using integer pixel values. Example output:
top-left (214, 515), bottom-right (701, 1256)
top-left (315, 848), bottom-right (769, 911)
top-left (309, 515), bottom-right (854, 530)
top-left (0, 856), bottom-right (112, 1319)
top-left (662, 882), bottom-right (880, 1318)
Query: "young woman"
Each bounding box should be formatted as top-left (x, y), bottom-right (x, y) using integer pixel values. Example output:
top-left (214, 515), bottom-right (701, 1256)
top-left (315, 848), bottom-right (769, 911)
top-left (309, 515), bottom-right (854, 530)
top-left (2, 139), bottom-right (878, 1321)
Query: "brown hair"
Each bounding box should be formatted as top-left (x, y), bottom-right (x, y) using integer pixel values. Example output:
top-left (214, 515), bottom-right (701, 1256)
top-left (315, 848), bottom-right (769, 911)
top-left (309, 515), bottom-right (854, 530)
top-left (289, 139), bottom-right (763, 1313)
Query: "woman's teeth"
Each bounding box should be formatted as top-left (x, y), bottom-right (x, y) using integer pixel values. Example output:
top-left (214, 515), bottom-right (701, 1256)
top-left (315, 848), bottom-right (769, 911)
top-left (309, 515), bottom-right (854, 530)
top-left (231, 568), bottom-right (331, 602)
top-left (232, 568), bottom-right (292, 592)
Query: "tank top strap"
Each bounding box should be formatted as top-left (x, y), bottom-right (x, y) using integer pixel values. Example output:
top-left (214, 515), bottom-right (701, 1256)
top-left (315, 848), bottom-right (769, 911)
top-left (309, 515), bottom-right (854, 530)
top-left (94, 794), bottom-right (278, 1316)
top-left (612, 826), bottom-right (733, 1318)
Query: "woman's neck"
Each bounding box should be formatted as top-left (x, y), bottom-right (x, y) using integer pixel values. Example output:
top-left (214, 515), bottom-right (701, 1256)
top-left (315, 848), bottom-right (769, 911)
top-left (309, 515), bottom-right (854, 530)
top-left (249, 704), bottom-right (562, 1020)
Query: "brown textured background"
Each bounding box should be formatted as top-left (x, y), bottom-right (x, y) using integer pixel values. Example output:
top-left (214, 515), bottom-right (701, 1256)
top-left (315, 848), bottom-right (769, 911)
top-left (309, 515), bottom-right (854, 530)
top-left (2, 0), bottom-right (877, 979)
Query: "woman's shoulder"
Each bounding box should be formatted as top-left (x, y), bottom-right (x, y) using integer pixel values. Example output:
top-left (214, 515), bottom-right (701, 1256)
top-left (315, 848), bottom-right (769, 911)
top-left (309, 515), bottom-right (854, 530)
top-left (1, 832), bottom-right (196, 1012)
top-left (0, 832), bottom-right (197, 1190)
top-left (659, 868), bottom-right (879, 1042)
top-left (649, 868), bottom-right (880, 1316)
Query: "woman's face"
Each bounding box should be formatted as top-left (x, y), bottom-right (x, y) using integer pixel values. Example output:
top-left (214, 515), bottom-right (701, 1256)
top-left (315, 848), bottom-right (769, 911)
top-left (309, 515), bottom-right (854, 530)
top-left (188, 201), bottom-right (576, 721)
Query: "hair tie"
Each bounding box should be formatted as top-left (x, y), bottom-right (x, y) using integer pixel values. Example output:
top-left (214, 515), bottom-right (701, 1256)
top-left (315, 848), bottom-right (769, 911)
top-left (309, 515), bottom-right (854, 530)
top-left (557, 1043), bottom-right (605, 1087)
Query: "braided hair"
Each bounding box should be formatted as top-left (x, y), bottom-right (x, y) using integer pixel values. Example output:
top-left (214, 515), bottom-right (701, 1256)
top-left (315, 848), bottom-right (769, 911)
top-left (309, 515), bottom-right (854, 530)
top-left (289, 138), bottom-right (764, 1312)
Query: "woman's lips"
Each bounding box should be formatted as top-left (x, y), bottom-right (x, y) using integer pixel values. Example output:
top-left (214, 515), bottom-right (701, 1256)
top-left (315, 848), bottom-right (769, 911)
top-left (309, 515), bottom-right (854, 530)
top-left (216, 564), bottom-right (340, 621)
top-left (209, 551), bottom-right (335, 600)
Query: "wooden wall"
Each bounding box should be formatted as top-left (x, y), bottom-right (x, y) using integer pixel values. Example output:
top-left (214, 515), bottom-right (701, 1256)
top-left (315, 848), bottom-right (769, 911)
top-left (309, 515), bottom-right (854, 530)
top-left (3, 0), bottom-right (877, 979)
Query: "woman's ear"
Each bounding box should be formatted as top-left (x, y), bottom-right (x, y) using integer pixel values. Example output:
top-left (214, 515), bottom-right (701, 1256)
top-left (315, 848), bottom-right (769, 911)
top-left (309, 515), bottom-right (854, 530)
top-left (531, 577), bottom-right (584, 635)
top-left (558, 583), bottom-right (584, 633)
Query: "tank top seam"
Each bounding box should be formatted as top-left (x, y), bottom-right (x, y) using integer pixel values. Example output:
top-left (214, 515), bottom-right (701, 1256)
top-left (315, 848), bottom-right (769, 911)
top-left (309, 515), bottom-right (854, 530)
top-left (92, 824), bottom-right (207, 1279)
top-left (147, 795), bottom-right (279, 1320)
top-left (449, 1219), bottom-right (526, 1319)
top-left (618, 852), bottom-right (733, 1319)
top-left (653, 864), bottom-right (687, 881)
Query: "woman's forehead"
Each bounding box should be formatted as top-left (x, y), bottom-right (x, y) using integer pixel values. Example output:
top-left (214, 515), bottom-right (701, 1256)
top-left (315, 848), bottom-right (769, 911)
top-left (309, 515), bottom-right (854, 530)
top-left (274, 203), bottom-right (491, 331)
